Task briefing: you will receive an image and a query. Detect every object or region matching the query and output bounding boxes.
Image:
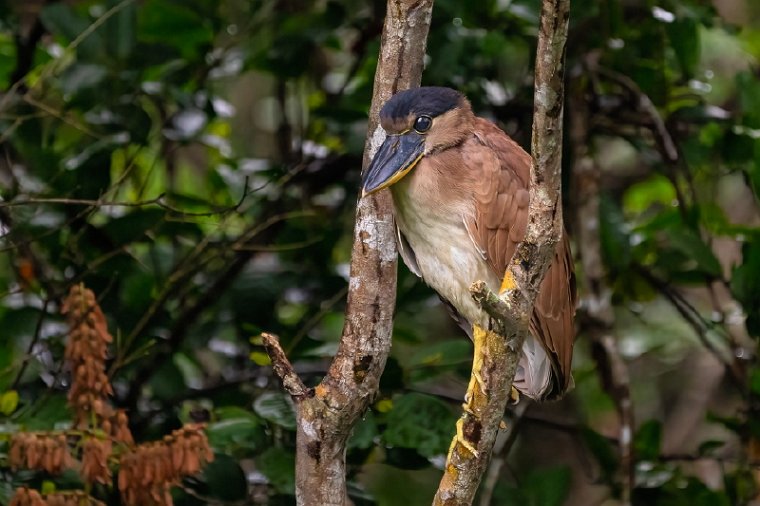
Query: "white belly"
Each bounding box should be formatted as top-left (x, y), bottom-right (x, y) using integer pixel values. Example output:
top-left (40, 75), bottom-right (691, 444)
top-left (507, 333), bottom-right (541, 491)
top-left (392, 181), bottom-right (496, 326)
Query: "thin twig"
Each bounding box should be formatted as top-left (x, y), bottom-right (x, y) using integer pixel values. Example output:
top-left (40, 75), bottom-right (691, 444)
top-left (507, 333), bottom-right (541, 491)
top-left (634, 264), bottom-right (746, 393)
top-left (10, 299), bottom-right (50, 390)
top-left (0, 178), bottom-right (252, 218)
top-left (591, 66), bottom-right (678, 163)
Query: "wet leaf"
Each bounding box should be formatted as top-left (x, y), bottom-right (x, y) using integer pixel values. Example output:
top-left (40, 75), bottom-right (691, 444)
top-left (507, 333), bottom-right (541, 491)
top-left (257, 447), bottom-right (296, 494)
top-left (383, 393), bottom-right (456, 458)
top-left (253, 392), bottom-right (297, 431)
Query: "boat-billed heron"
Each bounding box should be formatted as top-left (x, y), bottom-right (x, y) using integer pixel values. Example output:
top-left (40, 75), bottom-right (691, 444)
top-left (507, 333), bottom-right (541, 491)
top-left (362, 87), bottom-right (576, 401)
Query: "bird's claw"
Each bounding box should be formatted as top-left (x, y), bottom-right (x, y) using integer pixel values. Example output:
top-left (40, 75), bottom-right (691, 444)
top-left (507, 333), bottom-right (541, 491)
top-left (509, 385), bottom-right (520, 404)
top-left (447, 418), bottom-right (479, 459)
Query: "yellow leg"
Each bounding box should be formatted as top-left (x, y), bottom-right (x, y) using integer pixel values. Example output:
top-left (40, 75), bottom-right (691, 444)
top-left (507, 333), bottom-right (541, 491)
top-left (448, 324), bottom-right (493, 460)
top-left (466, 324), bottom-right (489, 404)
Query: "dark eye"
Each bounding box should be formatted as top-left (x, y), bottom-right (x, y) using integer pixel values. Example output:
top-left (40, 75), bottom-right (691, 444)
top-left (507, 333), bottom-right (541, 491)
top-left (413, 115), bottom-right (432, 133)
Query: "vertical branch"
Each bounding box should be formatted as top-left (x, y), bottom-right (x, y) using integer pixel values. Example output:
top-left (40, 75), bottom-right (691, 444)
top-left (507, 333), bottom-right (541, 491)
top-left (433, 0), bottom-right (571, 503)
top-left (570, 75), bottom-right (634, 504)
top-left (263, 1), bottom-right (434, 505)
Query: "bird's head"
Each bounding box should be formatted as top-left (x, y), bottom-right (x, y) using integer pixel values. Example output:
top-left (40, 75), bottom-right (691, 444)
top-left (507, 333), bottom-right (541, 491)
top-left (361, 87), bottom-right (473, 196)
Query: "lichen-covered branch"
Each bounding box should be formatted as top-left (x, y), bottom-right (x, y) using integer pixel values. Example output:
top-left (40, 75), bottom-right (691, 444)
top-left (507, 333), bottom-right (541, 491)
top-left (433, 0), bottom-right (571, 503)
top-left (262, 1), bottom-right (434, 504)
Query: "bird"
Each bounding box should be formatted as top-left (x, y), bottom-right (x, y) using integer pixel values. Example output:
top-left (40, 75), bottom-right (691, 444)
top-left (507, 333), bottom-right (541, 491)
top-left (362, 86), bottom-right (576, 401)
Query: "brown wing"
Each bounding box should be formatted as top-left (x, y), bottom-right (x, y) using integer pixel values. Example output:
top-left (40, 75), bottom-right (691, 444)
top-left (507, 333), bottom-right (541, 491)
top-left (463, 118), bottom-right (577, 398)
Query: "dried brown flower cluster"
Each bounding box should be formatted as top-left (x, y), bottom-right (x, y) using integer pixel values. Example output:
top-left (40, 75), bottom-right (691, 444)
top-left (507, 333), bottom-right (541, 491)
top-left (62, 284), bottom-right (114, 426)
top-left (10, 488), bottom-right (105, 506)
top-left (9, 433), bottom-right (73, 474)
top-left (9, 487), bottom-right (45, 506)
top-left (62, 286), bottom-right (134, 444)
top-left (81, 436), bottom-right (113, 485)
top-left (8, 284), bottom-right (214, 505)
top-left (104, 409), bottom-right (134, 445)
top-left (118, 424), bottom-right (214, 506)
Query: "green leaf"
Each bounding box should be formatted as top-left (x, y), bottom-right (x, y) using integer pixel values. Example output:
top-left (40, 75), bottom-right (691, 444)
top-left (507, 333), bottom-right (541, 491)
top-left (495, 466), bottom-right (571, 506)
top-left (407, 339), bottom-right (472, 368)
top-left (149, 361), bottom-right (186, 400)
top-left (16, 394), bottom-right (71, 430)
top-left (731, 240), bottom-right (760, 336)
top-left (40, 3), bottom-right (104, 61)
top-left (579, 426), bottom-right (618, 482)
top-left (634, 420), bottom-right (662, 461)
top-left (654, 476), bottom-right (732, 506)
top-left (383, 393), bottom-right (457, 458)
top-left (523, 466), bottom-right (571, 506)
top-left (667, 17), bottom-right (700, 78)
top-left (201, 454), bottom-right (248, 502)
top-left (348, 411), bottom-right (378, 450)
top-left (665, 227), bottom-right (722, 277)
top-left (599, 194), bottom-right (632, 272)
top-left (138, 0), bottom-right (213, 56)
top-left (105, 0), bottom-right (137, 59)
top-left (750, 367), bottom-right (760, 396)
top-left (623, 174), bottom-right (676, 216)
top-left (707, 411), bottom-right (743, 433)
top-left (58, 63), bottom-right (108, 95)
top-left (249, 351), bottom-right (271, 366)
top-left (101, 208), bottom-right (167, 245)
top-left (207, 410), bottom-right (265, 453)
top-left (0, 391), bottom-right (19, 416)
top-left (698, 439), bottom-right (725, 456)
top-left (252, 392), bottom-right (296, 431)
top-left (256, 446), bottom-right (296, 494)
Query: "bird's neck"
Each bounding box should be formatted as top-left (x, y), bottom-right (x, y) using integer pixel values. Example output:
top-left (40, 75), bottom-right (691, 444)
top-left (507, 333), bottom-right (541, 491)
top-left (390, 153), bottom-right (474, 234)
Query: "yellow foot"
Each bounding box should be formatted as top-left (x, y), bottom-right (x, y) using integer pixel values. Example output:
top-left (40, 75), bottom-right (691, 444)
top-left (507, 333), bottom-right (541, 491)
top-left (499, 269), bottom-right (517, 294)
top-left (469, 325), bottom-right (490, 398)
top-left (447, 417), bottom-right (479, 459)
top-left (464, 367), bottom-right (486, 408)
top-left (509, 385), bottom-right (520, 404)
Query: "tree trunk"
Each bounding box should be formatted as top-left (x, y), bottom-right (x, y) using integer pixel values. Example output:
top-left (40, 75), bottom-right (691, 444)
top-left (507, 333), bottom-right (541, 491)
top-left (263, 1), bottom-right (434, 504)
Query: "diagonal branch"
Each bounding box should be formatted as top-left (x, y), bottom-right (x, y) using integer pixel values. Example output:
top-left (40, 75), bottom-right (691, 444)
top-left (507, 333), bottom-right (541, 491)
top-left (433, 0), bottom-right (571, 503)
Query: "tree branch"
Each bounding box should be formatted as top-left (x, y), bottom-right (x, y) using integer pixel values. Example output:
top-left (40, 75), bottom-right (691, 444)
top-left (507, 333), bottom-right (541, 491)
top-left (433, 0), bottom-right (571, 503)
top-left (262, 1), bottom-right (434, 504)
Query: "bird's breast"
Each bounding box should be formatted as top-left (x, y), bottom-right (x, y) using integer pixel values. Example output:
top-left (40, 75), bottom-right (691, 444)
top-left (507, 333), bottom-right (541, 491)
top-left (391, 169), bottom-right (497, 327)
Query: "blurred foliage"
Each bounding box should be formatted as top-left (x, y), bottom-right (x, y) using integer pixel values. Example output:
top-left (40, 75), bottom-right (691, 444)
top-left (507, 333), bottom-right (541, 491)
top-left (0, 0), bottom-right (759, 504)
